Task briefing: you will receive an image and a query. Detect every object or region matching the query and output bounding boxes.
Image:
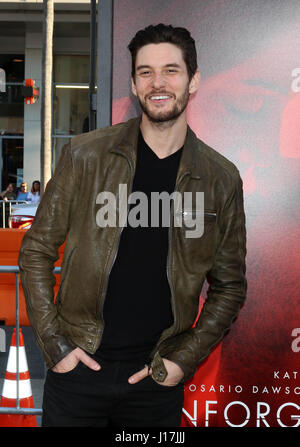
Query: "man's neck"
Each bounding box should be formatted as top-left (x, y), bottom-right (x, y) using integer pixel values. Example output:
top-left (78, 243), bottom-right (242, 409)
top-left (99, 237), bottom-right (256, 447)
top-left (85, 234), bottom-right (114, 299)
top-left (140, 113), bottom-right (187, 159)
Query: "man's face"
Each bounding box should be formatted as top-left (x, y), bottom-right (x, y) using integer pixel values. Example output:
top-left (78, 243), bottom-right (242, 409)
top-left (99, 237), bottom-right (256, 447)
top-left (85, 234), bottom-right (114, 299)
top-left (131, 42), bottom-right (199, 123)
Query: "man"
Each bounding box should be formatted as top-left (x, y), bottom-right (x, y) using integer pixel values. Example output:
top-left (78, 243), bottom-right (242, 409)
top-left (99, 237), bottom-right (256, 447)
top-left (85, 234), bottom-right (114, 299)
top-left (19, 24), bottom-right (247, 427)
top-left (0, 183), bottom-right (16, 201)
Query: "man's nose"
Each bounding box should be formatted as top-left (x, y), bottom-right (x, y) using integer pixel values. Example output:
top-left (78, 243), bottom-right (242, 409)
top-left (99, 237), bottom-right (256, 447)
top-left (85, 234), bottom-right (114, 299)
top-left (151, 72), bottom-right (166, 89)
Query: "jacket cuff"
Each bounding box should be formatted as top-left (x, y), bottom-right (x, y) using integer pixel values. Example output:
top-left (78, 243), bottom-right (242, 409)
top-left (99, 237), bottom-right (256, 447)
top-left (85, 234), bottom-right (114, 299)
top-left (163, 351), bottom-right (197, 382)
top-left (43, 334), bottom-right (76, 369)
top-left (150, 351), bottom-right (168, 382)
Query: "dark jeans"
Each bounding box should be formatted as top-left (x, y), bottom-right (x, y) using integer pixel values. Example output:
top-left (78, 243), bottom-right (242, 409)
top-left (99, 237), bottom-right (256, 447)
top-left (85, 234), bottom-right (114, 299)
top-left (42, 356), bottom-right (184, 427)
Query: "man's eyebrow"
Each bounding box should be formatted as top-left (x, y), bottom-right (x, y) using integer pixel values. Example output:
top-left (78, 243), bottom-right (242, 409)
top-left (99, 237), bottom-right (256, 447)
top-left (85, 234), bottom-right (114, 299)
top-left (164, 63), bottom-right (181, 68)
top-left (136, 65), bottom-right (151, 71)
top-left (136, 63), bottom-right (182, 71)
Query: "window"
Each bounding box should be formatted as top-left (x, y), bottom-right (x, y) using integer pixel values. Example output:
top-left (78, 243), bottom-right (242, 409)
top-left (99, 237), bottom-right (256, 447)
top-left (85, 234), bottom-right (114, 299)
top-left (52, 55), bottom-right (91, 166)
top-left (0, 54), bottom-right (24, 190)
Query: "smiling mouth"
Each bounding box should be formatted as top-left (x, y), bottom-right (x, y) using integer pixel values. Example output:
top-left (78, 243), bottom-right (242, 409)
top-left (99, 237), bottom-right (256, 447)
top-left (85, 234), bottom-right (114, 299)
top-left (148, 94), bottom-right (173, 103)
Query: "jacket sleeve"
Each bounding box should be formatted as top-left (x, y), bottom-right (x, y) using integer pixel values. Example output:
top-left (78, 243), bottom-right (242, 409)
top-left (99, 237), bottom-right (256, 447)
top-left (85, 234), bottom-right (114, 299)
top-left (18, 142), bottom-right (77, 368)
top-left (162, 173), bottom-right (247, 382)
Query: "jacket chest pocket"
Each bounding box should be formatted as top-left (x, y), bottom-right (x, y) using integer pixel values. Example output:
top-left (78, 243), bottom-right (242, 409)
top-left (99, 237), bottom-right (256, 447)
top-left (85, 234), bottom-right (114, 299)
top-left (175, 210), bottom-right (218, 268)
top-left (178, 209), bottom-right (217, 239)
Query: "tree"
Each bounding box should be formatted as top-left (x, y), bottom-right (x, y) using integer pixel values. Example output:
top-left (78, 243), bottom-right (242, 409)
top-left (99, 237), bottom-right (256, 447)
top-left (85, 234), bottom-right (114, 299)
top-left (40, 0), bottom-right (54, 196)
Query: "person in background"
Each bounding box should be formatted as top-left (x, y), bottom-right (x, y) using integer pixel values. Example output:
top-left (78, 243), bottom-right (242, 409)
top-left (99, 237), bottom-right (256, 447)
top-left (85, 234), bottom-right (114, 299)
top-left (0, 183), bottom-right (16, 201)
top-left (17, 182), bottom-right (29, 201)
top-left (27, 180), bottom-right (40, 204)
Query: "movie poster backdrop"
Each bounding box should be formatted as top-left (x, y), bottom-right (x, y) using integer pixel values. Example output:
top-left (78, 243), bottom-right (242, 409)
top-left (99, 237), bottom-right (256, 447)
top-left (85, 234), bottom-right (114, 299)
top-left (112, 0), bottom-right (300, 427)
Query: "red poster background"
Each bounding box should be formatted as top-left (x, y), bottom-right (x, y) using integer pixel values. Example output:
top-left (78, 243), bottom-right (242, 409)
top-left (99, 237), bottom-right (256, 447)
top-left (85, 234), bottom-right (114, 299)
top-left (112, 0), bottom-right (300, 427)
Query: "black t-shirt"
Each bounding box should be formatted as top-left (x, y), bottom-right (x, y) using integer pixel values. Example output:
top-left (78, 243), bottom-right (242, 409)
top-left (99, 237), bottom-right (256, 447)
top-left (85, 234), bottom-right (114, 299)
top-left (95, 131), bottom-right (183, 362)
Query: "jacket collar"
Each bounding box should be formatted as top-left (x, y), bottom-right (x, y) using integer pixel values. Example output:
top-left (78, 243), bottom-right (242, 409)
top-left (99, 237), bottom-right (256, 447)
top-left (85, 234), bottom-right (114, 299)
top-left (110, 116), bottom-right (201, 181)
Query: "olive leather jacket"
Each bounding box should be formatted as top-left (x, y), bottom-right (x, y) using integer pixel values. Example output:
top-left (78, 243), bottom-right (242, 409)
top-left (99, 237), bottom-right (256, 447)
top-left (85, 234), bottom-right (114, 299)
top-left (18, 117), bottom-right (247, 383)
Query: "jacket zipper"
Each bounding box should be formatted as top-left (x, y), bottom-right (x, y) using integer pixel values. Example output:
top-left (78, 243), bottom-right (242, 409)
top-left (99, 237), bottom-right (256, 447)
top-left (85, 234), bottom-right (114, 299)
top-left (150, 171), bottom-right (191, 360)
top-left (97, 156), bottom-right (135, 348)
top-left (204, 212), bottom-right (217, 218)
top-left (182, 211), bottom-right (216, 217)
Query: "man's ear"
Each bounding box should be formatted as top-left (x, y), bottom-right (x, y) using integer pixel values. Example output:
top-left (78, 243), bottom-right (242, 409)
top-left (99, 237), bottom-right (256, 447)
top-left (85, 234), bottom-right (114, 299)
top-left (189, 69), bottom-right (201, 95)
top-left (131, 77), bottom-right (137, 97)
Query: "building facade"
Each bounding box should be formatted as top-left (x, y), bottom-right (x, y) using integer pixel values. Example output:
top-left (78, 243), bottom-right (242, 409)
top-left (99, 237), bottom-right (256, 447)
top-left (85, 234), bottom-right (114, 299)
top-left (0, 0), bottom-right (93, 193)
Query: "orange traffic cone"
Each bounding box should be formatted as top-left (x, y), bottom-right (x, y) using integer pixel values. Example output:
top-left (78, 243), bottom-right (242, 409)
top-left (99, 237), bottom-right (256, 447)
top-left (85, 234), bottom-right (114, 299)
top-left (0, 328), bottom-right (37, 427)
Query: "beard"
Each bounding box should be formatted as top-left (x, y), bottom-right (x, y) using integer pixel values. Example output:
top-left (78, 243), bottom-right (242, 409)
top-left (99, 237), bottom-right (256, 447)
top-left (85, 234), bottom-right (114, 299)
top-left (137, 85), bottom-right (190, 124)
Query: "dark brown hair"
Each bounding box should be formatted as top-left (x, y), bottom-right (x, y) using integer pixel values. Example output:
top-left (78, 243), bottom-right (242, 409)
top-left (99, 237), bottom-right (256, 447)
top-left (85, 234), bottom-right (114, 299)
top-left (128, 24), bottom-right (198, 80)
